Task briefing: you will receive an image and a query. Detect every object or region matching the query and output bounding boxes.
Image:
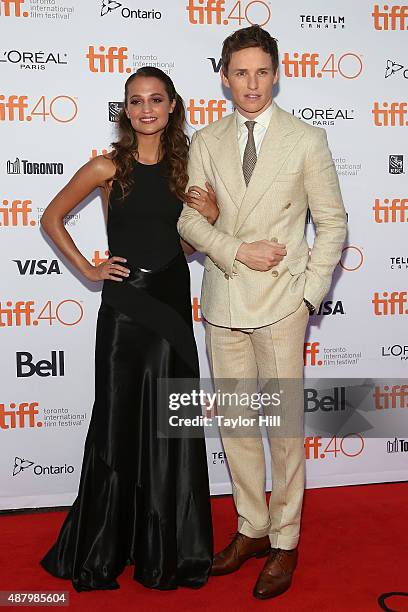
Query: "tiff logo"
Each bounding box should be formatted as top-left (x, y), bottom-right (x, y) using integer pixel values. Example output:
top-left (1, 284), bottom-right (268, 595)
top-left (373, 198), bottom-right (408, 223)
top-left (187, 98), bottom-right (227, 125)
top-left (86, 46), bottom-right (131, 73)
top-left (372, 102), bottom-right (408, 126)
top-left (372, 291), bottom-right (408, 315)
top-left (0, 402), bottom-right (41, 429)
top-left (0, 0), bottom-right (28, 17)
top-left (304, 436), bottom-right (322, 459)
top-left (186, 0), bottom-right (225, 24)
top-left (372, 4), bottom-right (408, 30)
top-left (303, 342), bottom-right (322, 366)
top-left (0, 301), bottom-right (35, 326)
top-left (0, 95), bottom-right (28, 121)
top-left (0, 199), bottom-right (35, 226)
top-left (373, 385), bottom-right (408, 409)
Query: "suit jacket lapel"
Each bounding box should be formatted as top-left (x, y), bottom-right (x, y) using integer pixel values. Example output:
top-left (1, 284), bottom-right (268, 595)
top-left (233, 104), bottom-right (305, 234)
top-left (202, 112), bottom-right (246, 209)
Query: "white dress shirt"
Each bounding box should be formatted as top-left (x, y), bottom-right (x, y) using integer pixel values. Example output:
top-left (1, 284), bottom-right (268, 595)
top-left (236, 101), bottom-right (275, 163)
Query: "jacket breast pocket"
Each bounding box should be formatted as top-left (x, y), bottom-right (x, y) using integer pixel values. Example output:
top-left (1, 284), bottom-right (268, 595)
top-left (274, 170), bottom-right (302, 183)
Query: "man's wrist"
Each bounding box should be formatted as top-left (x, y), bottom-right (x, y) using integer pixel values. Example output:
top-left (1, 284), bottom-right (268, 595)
top-left (303, 298), bottom-right (315, 314)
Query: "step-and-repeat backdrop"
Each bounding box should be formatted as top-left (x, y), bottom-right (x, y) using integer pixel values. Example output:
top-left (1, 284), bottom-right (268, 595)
top-left (1, 0), bottom-right (407, 509)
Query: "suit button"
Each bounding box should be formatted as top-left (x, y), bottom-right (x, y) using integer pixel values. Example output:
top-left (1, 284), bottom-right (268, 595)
top-left (271, 270), bottom-right (279, 277)
top-left (285, 202), bottom-right (291, 209)
top-left (271, 237), bottom-right (278, 243)
top-left (224, 273), bottom-right (229, 280)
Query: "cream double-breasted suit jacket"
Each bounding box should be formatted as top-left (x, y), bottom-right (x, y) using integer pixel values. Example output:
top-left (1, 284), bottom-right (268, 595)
top-left (177, 103), bottom-right (347, 329)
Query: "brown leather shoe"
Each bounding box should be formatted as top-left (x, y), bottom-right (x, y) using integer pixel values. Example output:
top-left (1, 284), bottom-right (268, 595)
top-left (210, 532), bottom-right (270, 576)
top-left (253, 547), bottom-right (298, 599)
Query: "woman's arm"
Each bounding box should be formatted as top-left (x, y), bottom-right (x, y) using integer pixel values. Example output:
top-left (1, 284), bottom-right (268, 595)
top-left (40, 156), bottom-right (129, 282)
top-left (180, 182), bottom-right (219, 255)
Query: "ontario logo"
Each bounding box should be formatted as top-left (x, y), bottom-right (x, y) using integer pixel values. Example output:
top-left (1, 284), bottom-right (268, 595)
top-left (100, 0), bottom-right (162, 19)
top-left (12, 456), bottom-right (74, 476)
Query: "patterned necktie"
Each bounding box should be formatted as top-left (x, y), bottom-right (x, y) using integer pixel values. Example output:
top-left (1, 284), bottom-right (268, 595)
top-left (242, 120), bottom-right (257, 186)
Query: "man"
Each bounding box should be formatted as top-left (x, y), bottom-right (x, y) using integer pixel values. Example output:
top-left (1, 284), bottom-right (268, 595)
top-left (177, 25), bottom-right (347, 599)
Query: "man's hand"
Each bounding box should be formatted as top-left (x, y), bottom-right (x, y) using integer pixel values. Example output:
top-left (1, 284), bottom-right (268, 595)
top-left (236, 240), bottom-right (287, 271)
top-left (185, 182), bottom-right (219, 225)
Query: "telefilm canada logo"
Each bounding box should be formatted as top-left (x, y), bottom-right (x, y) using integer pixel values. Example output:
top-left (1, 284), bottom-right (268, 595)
top-left (389, 256), bottom-right (408, 270)
top-left (0, 49), bottom-right (68, 70)
top-left (299, 14), bottom-right (345, 29)
top-left (7, 157), bottom-right (64, 175)
top-left (100, 0), bottom-right (162, 20)
top-left (12, 456), bottom-right (74, 476)
top-left (389, 155), bottom-right (404, 174)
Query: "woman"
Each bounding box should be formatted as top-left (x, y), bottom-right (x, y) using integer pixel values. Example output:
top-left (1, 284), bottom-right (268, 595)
top-left (39, 67), bottom-right (217, 592)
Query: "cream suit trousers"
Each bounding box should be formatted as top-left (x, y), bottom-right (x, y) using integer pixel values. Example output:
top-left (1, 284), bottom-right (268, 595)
top-left (205, 301), bottom-right (309, 550)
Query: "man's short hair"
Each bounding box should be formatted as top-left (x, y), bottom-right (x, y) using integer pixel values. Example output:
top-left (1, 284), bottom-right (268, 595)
top-left (221, 25), bottom-right (279, 75)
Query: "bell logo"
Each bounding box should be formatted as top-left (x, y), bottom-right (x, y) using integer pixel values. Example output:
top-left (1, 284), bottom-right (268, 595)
top-left (0, 0), bottom-right (28, 17)
top-left (373, 385), bottom-right (408, 409)
top-left (16, 351), bottom-right (65, 378)
top-left (0, 199), bottom-right (35, 226)
top-left (86, 46), bottom-right (131, 73)
top-left (373, 198), bottom-right (408, 223)
top-left (304, 342), bottom-right (322, 366)
top-left (372, 291), bottom-right (408, 315)
top-left (372, 4), bottom-right (408, 30)
top-left (0, 401), bottom-right (41, 429)
top-left (372, 102), bottom-right (408, 126)
top-left (282, 52), bottom-right (363, 79)
top-left (187, 99), bottom-right (227, 125)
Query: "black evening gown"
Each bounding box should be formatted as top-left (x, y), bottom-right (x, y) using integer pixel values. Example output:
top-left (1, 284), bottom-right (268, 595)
top-left (40, 158), bottom-right (213, 591)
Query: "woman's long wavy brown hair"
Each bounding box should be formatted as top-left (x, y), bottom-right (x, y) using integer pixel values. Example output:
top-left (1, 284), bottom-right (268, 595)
top-left (109, 67), bottom-right (189, 201)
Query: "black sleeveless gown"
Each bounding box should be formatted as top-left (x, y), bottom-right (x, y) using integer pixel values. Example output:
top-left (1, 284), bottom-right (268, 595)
top-left (40, 158), bottom-right (213, 591)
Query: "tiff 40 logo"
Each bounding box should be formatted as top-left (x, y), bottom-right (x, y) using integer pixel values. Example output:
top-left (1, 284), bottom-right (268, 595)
top-left (282, 52), bottom-right (363, 79)
top-left (0, 94), bottom-right (78, 122)
top-left (304, 435), bottom-right (364, 460)
top-left (186, 0), bottom-right (271, 26)
top-left (0, 300), bottom-right (84, 327)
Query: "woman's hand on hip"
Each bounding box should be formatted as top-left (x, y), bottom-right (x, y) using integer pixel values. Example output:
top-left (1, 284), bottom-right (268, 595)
top-left (85, 256), bottom-right (130, 282)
